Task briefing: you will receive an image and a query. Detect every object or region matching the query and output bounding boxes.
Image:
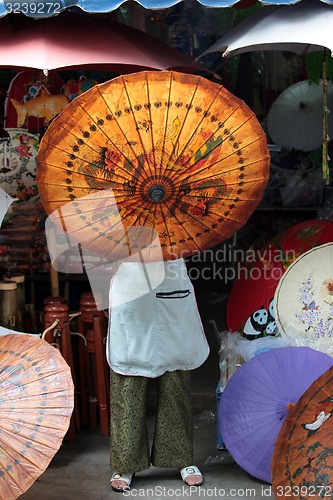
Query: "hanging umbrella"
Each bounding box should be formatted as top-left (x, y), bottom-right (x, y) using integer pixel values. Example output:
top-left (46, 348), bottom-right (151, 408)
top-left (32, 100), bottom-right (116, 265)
top-left (226, 220), bottom-right (333, 337)
top-left (271, 365), bottom-right (333, 497)
top-left (267, 80), bottom-right (333, 153)
top-left (0, 333), bottom-right (74, 499)
top-left (218, 346), bottom-right (333, 484)
top-left (0, 187), bottom-right (15, 227)
top-left (0, 12), bottom-right (210, 76)
top-left (36, 70), bottom-right (270, 262)
top-left (199, 0), bottom-right (333, 59)
top-left (274, 242), bottom-right (333, 356)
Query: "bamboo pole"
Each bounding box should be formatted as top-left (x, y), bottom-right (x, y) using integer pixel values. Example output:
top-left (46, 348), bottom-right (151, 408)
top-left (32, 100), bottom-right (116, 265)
top-left (48, 226), bottom-right (60, 297)
top-left (322, 49), bottom-right (330, 185)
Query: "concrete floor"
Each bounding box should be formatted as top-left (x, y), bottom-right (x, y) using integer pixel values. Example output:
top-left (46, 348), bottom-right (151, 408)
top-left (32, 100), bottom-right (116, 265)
top-left (21, 351), bottom-right (274, 500)
top-left (21, 413), bottom-right (274, 500)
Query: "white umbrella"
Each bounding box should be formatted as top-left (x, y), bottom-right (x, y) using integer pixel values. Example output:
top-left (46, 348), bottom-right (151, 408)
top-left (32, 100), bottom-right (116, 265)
top-left (274, 242), bottom-right (333, 356)
top-left (199, 0), bottom-right (333, 59)
top-left (267, 80), bottom-right (333, 152)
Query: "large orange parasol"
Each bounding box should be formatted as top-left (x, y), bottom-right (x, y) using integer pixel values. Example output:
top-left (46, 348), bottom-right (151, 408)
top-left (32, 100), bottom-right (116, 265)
top-left (36, 71), bottom-right (270, 261)
top-left (0, 333), bottom-right (74, 499)
top-left (272, 365), bottom-right (333, 499)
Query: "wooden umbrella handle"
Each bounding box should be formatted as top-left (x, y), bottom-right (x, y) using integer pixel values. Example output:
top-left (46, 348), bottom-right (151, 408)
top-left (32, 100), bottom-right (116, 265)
top-left (50, 265), bottom-right (60, 297)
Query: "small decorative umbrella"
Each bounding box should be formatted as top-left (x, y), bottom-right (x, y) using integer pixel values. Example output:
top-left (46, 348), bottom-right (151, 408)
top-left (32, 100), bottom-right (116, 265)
top-left (267, 80), bottom-right (333, 153)
top-left (226, 220), bottom-right (333, 337)
top-left (274, 242), bottom-right (333, 356)
top-left (0, 333), bottom-right (74, 499)
top-left (36, 70), bottom-right (270, 262)
top-left (218, 346), bottom-right (333, 484)
top-left (0, 129), bottom-right (39, 201)
top-left (272, 365), bottom-right (333, 498)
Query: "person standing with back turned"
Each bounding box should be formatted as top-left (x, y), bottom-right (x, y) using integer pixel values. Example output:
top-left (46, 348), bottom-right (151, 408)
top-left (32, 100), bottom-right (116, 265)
top-left (107, 257), bottom-right (209, 492)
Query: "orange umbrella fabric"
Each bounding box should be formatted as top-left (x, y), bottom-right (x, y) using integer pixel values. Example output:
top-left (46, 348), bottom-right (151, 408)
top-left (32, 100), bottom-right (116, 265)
top-left (36, 70), bottom-right (270, 261)
top-left (272, 365), bottom-right (333, 499)
top-left (0, 334), bottom-right (74, 499)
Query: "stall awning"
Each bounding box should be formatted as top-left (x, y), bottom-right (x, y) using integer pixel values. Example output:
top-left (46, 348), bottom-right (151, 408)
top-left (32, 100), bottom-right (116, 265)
top-left (1, 0), bottom-right (333, 18)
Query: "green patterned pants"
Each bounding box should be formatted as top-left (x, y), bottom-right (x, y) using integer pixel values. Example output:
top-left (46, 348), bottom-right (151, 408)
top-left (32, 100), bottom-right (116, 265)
top-left (110, 369), bottom-right (193, 473)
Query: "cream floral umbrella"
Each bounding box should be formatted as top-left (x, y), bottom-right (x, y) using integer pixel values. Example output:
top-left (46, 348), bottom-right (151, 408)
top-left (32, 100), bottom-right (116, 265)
top-left (274, 242), bottom-right (333, 356)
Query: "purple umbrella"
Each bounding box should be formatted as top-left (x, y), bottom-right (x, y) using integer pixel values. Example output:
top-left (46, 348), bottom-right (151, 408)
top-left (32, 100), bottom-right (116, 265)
top-left (218, 346), bottom-right (333, 484)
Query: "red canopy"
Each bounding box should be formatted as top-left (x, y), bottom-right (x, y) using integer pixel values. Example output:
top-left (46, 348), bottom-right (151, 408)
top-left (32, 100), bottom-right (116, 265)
top-left (0, 12), bottom-right (209, 75)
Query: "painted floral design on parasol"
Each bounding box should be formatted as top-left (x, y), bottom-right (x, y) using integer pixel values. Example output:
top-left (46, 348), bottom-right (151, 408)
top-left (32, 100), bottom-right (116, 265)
top-left (36, 70), bottom-right (270, 261)
top-left (0, 129), bottom-right (39, 201)
top-left (295, 273), bottom-right (333, 338)
top-left (272, 365), bottom-right (333, 498)
top-left (275, 242), bottom-right (333, 356)
top-left (0, 333), bottom-right (74, 499)
top-left (226, 220), bottom-right (333, 338)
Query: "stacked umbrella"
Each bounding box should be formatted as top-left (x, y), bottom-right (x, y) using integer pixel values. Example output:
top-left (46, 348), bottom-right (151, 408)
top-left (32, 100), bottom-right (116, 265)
top-left (220, 242), bottom-right (333, 492)
top-left (226, 219), bottom-right (333, 338)
top-left (218, 346), bottom-right (333, 484)
top-left (199, 0), bottom-right (333, 183)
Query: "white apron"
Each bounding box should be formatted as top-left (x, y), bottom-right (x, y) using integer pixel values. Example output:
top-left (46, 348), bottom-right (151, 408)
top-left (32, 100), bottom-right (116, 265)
top-left (107, 258), bottom-right (209, 377)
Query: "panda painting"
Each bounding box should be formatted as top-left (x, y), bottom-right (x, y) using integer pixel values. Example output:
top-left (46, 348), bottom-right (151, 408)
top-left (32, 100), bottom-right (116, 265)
top-left (243, 299), bottom-right (278, 338)
top-left (243, 306), bottom-right (268, 338)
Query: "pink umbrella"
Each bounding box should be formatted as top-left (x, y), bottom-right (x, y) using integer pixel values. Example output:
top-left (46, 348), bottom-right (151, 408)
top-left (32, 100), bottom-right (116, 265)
top-left (0, 12), bottom-right (210, 75)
